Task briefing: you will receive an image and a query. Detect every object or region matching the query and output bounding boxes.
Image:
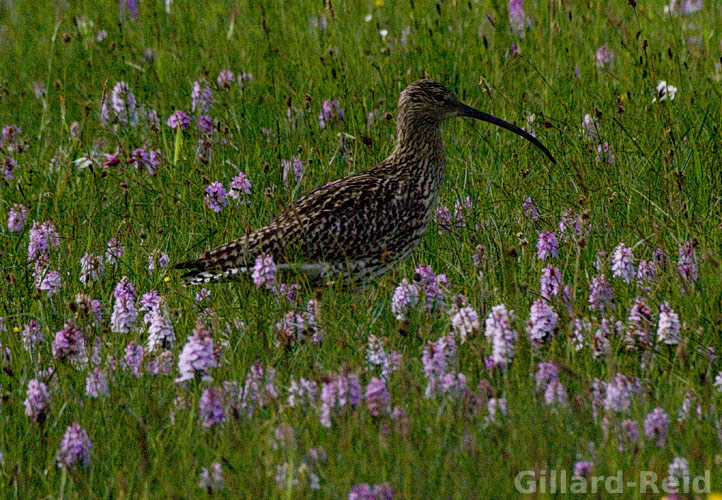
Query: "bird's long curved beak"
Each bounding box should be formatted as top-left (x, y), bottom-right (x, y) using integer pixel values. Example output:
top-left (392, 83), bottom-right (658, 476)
top-left (458, 103), bottom-right (556, 164)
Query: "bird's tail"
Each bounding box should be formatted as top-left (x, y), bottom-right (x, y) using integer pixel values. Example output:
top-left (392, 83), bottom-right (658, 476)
top-left (174, 264), bottom-right (249, 286)
top-left (173, 233), bottom-right (261, 286)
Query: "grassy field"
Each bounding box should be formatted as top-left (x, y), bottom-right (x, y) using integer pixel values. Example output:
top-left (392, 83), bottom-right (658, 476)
top-left (1, 0), bottom-right (722, 498)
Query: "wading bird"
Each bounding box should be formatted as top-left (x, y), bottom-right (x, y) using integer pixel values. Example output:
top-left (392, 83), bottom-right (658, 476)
top-left (174, 79), bottom-right (555, 286)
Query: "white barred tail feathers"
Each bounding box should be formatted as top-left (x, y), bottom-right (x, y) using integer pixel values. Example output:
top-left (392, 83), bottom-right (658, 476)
top-left (177, 266), bottom-right (248, 286)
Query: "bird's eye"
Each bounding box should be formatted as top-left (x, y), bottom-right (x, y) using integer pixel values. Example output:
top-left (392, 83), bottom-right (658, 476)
top-left (431, 93), bottom-right (446, 104)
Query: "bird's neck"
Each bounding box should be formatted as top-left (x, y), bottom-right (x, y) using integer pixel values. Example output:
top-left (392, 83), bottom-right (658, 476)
top-left (392, 112), bottom-right (445, 164)
top-left (387, 113), bottom-right (446, 209)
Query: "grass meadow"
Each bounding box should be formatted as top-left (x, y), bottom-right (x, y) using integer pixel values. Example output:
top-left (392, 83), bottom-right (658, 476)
top-left (1, 0), bottom-right (722, 498)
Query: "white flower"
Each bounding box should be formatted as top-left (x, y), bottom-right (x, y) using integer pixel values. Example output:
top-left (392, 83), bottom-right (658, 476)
top-left (74, 157), bottom-right (93, 169)
top-left (657, 302), bottom-right (681, 345)
top-left (611, 242), bottom-right (635, 283)
top-left (364, 14), bottom-right (372, 22)
top-left (714, 372), bottom-right (722, 392)
top-left (450, 305), bottom-right (479, 343)
top-left (379, 29), bottom-right (388, 37)
top-left (652, 81), bottom-right (677, 103)
top-left (667, 457), bottom-right (689, 479)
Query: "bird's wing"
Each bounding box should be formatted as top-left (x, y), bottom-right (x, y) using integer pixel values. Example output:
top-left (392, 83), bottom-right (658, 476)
top-left (270, 171), bottom-right (421, 263)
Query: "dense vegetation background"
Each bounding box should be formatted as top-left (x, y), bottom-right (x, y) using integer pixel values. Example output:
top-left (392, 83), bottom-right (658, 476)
top-left (1, 0), bottom-right (721, 498)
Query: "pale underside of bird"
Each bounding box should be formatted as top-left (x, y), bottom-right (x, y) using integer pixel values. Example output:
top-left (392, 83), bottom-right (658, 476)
top-left (174, 79), bottom-right (555, 286)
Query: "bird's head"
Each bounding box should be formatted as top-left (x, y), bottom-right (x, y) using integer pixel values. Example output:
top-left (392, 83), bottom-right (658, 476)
top-left (398, 79), bottom-right (464, 122)
top-left (397, 79), bottom-right (555, 163)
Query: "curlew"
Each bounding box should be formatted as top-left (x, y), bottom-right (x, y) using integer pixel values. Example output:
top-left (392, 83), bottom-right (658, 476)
top-left (174, 79), bottom-right (555, 286)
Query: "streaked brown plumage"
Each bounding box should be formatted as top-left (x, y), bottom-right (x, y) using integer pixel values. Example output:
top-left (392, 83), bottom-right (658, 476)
top-left (174, 79), bottom-right (555, 286)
